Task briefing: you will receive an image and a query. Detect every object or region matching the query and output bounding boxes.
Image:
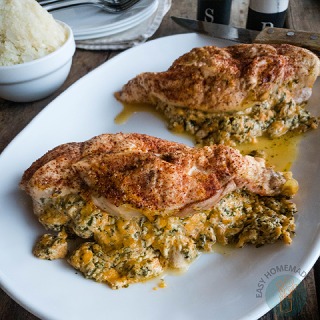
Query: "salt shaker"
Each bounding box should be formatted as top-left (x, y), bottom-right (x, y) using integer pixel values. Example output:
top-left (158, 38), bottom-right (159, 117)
top-left (197, 0), bottom-right (233, 25)
top-left (246, 0), bottom-right (289, 31)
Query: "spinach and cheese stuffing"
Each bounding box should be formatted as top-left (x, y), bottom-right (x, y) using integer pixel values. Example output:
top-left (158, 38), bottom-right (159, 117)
top-left (156, 97), bottom-right (318, 146)
top-left (49, 190), bottom-right (295, 289)
top-left (21, 133), bottom-right (299, 289)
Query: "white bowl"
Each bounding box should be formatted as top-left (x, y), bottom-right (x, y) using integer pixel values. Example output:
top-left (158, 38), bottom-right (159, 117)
top-left (0, 21), bottom-right (75, 102)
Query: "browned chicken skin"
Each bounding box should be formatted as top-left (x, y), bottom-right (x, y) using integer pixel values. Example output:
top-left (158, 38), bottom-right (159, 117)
top-left (115, 44), bottom-right (320, 113)
top-left (20, 133), bottom-right (296, 220)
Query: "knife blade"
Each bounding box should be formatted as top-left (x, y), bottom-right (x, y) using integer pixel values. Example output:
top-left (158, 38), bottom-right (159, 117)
top-left (171, 16), bottom-right (320, 53)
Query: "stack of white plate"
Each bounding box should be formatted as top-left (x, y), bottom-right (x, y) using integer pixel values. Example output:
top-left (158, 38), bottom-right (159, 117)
top-left (52, 0), bottom-right (159, 40)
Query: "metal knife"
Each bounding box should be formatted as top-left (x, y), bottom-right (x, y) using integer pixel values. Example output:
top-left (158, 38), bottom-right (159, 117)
top-left (171, 16), bottom-right (320, 53)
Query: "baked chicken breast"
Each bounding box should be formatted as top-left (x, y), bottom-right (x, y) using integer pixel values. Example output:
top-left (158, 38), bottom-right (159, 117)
top-left (116, 44), bottom-right (320, 145)
top-left (21, 133), bottom-right (296, 220)
top-left (20, 133), bottom-right (298, 288)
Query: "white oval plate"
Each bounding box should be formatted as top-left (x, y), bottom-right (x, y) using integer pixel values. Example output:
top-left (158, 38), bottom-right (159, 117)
top-left (0, 33), bottom-right (319, 320)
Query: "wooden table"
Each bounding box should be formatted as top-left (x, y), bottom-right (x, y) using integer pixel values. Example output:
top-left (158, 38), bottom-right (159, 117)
top-left (0, 0), bottom-right (319, 319)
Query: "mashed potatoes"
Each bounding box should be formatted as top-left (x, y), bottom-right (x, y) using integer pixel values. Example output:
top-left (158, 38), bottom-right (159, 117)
top-left (0, 0), bottom-right (67, 66)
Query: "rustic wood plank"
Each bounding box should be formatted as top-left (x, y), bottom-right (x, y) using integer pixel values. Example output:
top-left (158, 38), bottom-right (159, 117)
top-left (287, 0), bottom-right (320, 31)
top-left (0, 290), bottom-right (39, 320)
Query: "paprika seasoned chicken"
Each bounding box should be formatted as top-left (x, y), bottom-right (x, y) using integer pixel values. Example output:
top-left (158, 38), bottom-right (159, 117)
top-left (116, 44), bottom-right (320, 145)
top-left (21, 133), bottom-right (298, 289)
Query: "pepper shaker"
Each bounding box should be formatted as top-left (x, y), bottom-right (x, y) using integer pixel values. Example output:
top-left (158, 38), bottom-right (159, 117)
top-left (246, 0), bottom-right (289, 31)
top-left (197, 0), bottom-right (233, 25)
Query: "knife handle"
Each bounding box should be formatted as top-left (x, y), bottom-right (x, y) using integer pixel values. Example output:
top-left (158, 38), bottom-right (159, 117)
top-left (254, 27), bottom-right (320, 53)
